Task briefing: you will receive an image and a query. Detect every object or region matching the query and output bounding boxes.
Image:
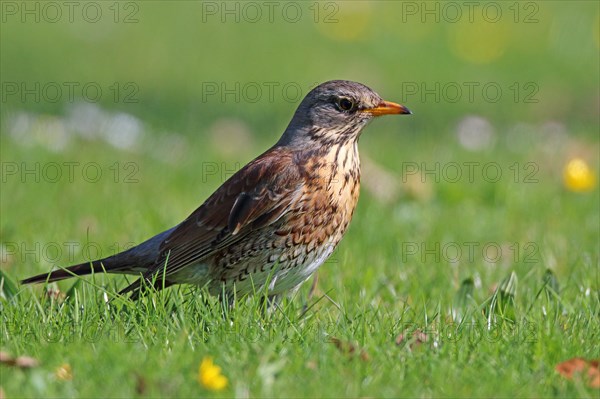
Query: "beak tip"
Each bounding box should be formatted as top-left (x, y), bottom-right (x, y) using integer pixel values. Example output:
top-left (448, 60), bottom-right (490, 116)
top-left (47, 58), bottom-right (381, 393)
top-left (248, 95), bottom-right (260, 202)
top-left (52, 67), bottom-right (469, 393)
top-left (384, 101), bottom-right (412, 116)
top-left (401, 106), bottom-right (413, 115)
top-left (364, 101), bottom-right (412, 116)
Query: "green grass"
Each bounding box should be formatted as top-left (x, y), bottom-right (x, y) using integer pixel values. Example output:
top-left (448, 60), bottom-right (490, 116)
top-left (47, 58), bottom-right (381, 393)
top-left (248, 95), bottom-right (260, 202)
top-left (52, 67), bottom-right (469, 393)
top-left (1, 1), bottom-right (599, 398)
top-left (2, 261), bottom-right (598, 398)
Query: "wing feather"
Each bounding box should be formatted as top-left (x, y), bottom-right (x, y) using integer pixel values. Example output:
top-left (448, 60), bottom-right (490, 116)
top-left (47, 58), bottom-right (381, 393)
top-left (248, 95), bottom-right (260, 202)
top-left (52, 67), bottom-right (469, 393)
top-left (143, 147), bottom-right (303, 281)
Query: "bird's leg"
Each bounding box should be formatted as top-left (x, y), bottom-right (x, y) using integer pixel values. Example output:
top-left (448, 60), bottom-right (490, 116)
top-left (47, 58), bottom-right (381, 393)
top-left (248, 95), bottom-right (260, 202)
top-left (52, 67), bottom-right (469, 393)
top-left (258, 294), bottom-right (283, 316)
top-left (302, 273), bottom-right (319, 314)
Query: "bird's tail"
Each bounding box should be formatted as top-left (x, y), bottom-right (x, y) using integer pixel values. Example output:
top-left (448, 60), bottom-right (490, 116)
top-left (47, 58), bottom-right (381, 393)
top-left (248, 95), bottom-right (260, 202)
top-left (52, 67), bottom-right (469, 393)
top-left (20, 258), bottom-right (130, 285)
top-left (21, 227), bottom-right (176, 286)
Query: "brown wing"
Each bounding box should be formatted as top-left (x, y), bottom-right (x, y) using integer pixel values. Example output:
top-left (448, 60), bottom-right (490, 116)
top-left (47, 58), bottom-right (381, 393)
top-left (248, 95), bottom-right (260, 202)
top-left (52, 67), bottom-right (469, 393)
top-left (144, 147), bottom-right (304, 282)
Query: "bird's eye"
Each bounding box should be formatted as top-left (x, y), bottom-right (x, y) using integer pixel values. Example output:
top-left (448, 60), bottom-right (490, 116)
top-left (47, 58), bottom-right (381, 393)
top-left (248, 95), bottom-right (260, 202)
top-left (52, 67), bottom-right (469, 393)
top-left (337, 97), bottom-right (355, 112)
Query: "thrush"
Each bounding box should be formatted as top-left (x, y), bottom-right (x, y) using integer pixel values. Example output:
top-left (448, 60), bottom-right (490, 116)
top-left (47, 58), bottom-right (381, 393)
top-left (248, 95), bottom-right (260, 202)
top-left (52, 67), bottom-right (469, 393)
top-left (22, 80), bottom-right (411, 300)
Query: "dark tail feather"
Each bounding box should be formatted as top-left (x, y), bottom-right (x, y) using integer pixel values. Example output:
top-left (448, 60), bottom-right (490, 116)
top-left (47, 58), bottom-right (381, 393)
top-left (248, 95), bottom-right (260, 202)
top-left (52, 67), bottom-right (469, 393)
top-left (21, 259), bottom-right (122, 285)
top-left (20, 226), bottom-right (176, 288)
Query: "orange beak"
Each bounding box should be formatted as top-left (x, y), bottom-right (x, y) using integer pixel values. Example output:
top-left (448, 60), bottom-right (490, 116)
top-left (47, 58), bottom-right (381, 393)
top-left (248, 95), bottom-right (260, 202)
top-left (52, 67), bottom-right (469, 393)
top-left (363, 100), bottom-right (412, 116)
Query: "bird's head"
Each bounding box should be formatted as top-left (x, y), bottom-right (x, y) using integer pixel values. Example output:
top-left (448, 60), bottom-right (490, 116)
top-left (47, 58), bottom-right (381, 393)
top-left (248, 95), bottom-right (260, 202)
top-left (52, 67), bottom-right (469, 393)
top-left (278, 80), bottom-right (411, 148)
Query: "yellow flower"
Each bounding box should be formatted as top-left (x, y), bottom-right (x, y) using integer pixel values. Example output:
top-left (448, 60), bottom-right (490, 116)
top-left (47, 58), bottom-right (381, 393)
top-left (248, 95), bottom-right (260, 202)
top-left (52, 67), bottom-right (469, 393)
top-left (198, 357), bottom-right (228, 391)
top-left (563, 158), bottom-right (597, 192)
top-left (55, 363), bottom-right (73, 381)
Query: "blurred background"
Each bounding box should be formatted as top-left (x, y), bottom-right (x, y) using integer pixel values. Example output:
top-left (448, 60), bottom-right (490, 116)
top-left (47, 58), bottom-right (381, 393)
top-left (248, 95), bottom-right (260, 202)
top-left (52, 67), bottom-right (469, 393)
top-left (1, 1), bottom-right (598, 294)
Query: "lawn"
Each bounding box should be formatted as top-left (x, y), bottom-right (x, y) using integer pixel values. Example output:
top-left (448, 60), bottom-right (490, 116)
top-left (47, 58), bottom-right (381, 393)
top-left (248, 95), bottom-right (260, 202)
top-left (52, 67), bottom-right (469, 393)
top-left (1, 1), bottom-right (599, 397)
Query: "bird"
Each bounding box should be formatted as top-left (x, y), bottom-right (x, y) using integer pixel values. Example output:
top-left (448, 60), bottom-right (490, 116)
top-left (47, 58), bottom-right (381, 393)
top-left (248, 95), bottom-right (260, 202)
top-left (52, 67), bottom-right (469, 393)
top-left (21, 80), bottom-right (411, 302)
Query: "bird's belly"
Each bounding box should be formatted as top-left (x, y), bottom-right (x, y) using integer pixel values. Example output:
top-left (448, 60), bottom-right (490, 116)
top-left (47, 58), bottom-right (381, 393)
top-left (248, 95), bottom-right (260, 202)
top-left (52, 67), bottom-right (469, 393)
top-left (269, 239), bottom-right (337, 293)
top-left (207, 236), bottom-right (338, 296)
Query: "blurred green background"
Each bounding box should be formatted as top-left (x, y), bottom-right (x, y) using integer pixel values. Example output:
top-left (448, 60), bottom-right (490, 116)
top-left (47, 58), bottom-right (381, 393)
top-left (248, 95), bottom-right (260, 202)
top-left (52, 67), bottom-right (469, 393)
top-left (2, 1), bottom-right (598, 132)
